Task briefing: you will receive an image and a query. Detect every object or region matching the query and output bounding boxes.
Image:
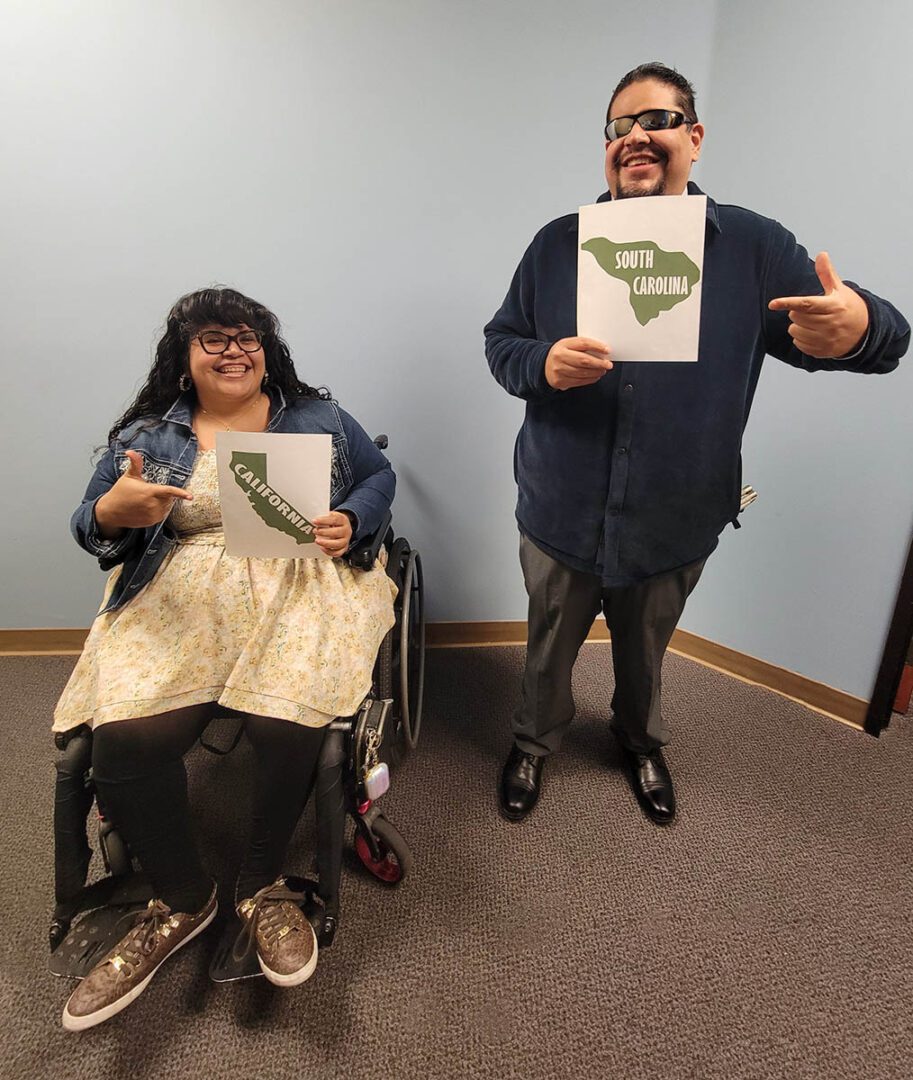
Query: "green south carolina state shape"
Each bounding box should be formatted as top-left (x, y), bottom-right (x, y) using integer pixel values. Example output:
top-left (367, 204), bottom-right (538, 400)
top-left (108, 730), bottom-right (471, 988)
top-left (581, 238), bottom-right (700, 326)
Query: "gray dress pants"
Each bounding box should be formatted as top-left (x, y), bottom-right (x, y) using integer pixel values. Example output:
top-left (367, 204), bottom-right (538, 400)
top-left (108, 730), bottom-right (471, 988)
top-left (514, 533), bottom-right (706, 757)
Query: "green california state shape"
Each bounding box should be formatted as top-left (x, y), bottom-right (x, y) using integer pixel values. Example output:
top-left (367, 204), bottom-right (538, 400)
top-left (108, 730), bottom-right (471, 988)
top-left (230, 451), bottom-right (317, 545)
top-left (581, 238), bottom-right (700, 326)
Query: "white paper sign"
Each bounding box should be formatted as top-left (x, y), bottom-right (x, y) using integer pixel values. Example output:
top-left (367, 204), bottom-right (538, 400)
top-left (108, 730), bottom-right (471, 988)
top-left (577, 194), bottom-right (707, 362)
top-left (215, 432), bottom-right (331, 558)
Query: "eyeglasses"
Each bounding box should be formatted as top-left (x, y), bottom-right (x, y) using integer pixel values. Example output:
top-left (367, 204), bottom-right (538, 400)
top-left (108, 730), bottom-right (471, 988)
top-left (194, 329), bottom-right (263, 354)
top-left (604, 109), bottom-right (693, 143)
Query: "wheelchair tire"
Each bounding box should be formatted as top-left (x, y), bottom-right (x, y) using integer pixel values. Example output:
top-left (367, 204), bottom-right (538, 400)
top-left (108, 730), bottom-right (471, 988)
top-left (376, 629), bottom-right (395, 702)
top-left (354, 815), bottom-right (413, 884)
top-left (398, 549), bottom-right (425, 750)
top-left (375, 537), bottom-right (411, 703)
top-left (99, 826), bottom-right (131, 878)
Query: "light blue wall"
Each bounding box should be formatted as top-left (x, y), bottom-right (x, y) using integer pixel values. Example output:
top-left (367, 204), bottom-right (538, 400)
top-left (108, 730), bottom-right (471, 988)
top-left (0, 0), bottom-right (717, 624)
top-left (684, 0), bottom-right (913, 698)
top-left (2, 2), bottom-right (909, 702)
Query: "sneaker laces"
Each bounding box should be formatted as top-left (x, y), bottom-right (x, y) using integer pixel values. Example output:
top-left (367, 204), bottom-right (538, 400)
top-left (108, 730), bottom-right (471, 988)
top-left (111, 899), bottom-right (175, 976)
top-left (233, 879), bottom-right (307, 961)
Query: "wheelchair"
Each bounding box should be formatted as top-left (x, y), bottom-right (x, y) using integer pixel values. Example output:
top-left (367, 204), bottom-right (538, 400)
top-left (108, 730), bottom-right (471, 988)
top-left (49, 452), bottom-right (425, 983)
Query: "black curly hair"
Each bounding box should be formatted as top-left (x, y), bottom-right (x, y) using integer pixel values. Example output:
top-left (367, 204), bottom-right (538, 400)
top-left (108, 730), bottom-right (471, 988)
top-left (107, 286), bottom-right (330, 444)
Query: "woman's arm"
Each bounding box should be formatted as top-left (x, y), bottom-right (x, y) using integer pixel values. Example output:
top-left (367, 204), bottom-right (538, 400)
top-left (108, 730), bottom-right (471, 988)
top-left (70, 445), bottom-right (143, 568)
top-left (70, 446), bottom-right (192, 570)
top-left (333, 410), bottom-right (396, 544)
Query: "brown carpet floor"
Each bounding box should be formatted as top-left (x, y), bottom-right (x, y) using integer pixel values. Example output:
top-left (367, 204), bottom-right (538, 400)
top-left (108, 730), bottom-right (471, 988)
top-left (2, 647), bottom-right (911, 1080)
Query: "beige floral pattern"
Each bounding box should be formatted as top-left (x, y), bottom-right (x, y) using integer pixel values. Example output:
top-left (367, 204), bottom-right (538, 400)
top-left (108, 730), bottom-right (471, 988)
top-left (53, 451), bottom-right (397, 732)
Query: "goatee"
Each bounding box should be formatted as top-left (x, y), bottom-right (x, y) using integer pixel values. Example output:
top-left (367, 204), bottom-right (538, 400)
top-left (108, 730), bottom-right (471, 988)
top-left (615, 178), bottom-right (667, 200)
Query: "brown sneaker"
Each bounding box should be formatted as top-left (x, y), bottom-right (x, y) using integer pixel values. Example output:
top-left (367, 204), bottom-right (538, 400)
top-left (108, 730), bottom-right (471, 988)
top-left (234, 878), bottom-right (318, 987)
top-left (62, 886), bottom-right (217, 1031)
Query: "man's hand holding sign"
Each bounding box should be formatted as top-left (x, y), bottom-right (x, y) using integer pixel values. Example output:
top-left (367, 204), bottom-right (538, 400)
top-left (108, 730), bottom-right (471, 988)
top-left (545, 337), bottom-right (613, 390)
top-left (768, 251), bottom-right (869, 359)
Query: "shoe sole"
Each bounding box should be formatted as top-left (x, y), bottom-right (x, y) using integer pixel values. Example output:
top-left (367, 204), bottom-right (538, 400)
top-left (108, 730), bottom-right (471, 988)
top-left (257, 923), bottom-right (319, 987)
top-left (498, 801), bottom-right (535, 823)
top-left (61, 902), bottom-right (217, 1032)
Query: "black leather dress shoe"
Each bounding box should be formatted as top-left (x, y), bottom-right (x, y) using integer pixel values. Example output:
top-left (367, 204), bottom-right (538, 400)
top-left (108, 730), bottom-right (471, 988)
top-left (498, 745), bottom-right (545, 822)
top-left (623, 747), bottom-right (676, 824)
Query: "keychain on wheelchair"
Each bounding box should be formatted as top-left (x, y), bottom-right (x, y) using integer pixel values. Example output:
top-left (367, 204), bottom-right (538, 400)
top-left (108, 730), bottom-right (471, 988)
top-left (362, 727), bottom-right (390, 801)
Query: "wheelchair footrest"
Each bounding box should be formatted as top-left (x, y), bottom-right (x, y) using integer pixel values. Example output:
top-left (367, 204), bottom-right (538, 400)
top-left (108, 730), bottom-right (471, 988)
top-left (208, 912), bottom-right (261, 983)
top-left (208, 876), bottom-right (336, 983)
top-left (49, 874), bottom-right (155, 979)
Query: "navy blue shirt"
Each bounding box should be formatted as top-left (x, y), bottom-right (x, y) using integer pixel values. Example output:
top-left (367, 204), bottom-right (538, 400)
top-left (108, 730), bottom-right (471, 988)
top-left (484, 185), bottom-right (910, 585)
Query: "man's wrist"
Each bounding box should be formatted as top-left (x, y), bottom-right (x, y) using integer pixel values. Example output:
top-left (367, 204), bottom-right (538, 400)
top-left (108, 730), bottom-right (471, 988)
top-left (834, 291), bottom-right (871, 360)
top-left (834, 326), bottom-right (870, 361)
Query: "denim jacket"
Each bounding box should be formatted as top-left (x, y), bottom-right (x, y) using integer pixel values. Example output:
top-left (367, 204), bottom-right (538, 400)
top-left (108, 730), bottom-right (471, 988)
top-left (72, 388), bottom-right (395, 612)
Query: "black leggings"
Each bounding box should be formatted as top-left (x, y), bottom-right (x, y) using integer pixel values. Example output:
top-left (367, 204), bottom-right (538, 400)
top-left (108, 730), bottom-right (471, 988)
top-left (92, 705), bottom-right (326, 913)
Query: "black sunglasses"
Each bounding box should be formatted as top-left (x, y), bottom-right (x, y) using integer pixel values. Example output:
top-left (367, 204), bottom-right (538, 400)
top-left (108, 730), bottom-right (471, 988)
top-left (604, 109), bottom-right (693, 143)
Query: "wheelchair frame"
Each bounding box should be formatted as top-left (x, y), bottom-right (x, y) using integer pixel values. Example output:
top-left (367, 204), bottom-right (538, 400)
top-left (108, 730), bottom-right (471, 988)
top-left (49, 485), bottom-right (425, 982)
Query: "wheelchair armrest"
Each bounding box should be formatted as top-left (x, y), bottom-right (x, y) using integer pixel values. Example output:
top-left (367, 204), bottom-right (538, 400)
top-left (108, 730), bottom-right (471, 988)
top-left (344, 508), bottom-right (393, 571)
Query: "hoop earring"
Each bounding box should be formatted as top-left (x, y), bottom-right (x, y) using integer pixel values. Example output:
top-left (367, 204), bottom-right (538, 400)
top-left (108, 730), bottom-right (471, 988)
top-left (179, 374), bottom-right (192, 392)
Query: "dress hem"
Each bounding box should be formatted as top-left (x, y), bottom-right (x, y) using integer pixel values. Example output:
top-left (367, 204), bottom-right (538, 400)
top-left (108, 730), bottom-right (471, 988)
top-left (52, 683), bottom-right (339, 733)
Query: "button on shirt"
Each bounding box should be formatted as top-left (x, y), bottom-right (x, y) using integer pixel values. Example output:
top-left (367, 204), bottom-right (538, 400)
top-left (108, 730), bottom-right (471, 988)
top-left (484, 184), bottom-right (909, 586)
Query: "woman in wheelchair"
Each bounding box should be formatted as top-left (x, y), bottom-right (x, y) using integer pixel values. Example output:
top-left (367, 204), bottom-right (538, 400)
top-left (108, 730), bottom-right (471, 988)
top-left (53, 287), bottom-right (396, 1031)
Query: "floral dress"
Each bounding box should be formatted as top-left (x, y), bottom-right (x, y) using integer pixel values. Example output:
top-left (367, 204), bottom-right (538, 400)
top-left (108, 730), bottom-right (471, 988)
top-left (53, 451), bottom-right (397, 732)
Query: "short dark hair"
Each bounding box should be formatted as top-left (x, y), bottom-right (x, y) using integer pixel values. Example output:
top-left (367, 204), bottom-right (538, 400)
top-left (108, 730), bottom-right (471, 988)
top-left (607, 62), bottom-right (698, 124)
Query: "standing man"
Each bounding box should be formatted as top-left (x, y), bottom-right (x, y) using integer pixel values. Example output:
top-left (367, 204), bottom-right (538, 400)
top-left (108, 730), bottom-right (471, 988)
top-left (485, 62), bottom-right (909, 825)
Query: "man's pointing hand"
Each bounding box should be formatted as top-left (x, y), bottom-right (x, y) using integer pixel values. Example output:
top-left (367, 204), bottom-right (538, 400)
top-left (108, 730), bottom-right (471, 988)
top-left (768, 251), bottom-right (869, 359)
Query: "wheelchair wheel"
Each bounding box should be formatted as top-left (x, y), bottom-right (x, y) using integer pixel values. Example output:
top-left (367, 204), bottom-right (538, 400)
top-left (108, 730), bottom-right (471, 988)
top-left (375, 537), bottom-right (409, 702)
top-left (398, 549), bottom-right (425, 750)
top-left (99, 822), bottom-right (131, 878)
top-left (376, 627), bottom-right (395, 702)
top-left (354, 815), bottom-right (413, 884)
top-left (377, 538), bottom-right (426, 749)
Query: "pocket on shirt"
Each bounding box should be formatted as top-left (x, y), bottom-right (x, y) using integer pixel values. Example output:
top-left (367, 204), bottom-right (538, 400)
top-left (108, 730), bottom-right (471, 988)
top-left (114, 451), bottom-right (191, 488)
